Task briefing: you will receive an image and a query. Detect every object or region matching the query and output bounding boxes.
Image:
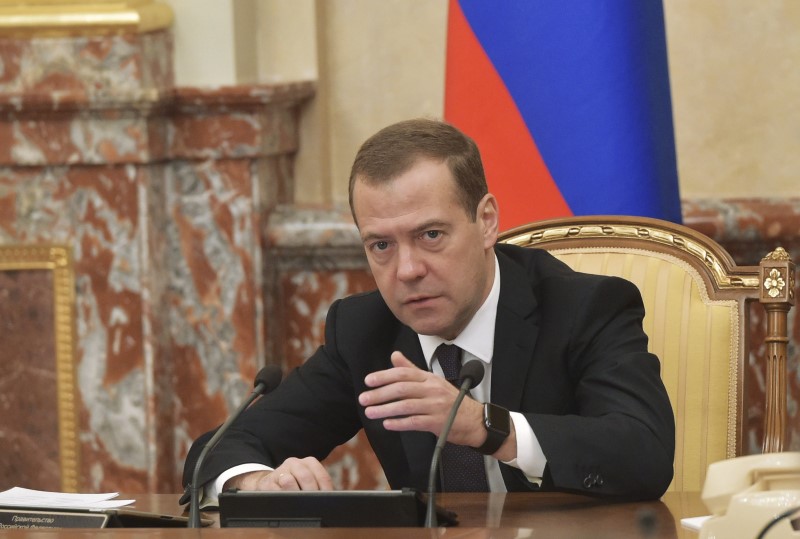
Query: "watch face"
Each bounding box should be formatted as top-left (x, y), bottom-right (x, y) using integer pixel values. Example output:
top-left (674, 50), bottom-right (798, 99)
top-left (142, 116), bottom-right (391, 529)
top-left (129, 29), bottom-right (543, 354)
top-left (486, 403), bottom-right (511, 435)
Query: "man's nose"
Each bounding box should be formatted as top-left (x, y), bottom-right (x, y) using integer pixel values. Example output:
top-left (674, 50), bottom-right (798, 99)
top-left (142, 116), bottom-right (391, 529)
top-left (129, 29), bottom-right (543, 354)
top-left (396, 245), bottom-right (426, 281)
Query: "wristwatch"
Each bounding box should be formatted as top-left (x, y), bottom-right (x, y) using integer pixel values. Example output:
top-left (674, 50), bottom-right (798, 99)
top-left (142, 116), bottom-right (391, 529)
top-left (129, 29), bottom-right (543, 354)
top-left (476, 402), bottom-right (511, 455)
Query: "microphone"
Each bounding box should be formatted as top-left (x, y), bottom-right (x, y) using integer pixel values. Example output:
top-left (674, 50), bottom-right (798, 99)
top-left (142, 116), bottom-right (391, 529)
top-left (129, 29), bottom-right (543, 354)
top-left (425, 359), bottom-right (485, 528)
top-left (188, 365), bottom-right (282, 528)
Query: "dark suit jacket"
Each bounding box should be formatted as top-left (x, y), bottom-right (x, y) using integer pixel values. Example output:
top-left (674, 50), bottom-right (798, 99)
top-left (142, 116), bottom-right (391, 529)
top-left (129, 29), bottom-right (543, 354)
top-left (184, 244), bottom-right (675, 500)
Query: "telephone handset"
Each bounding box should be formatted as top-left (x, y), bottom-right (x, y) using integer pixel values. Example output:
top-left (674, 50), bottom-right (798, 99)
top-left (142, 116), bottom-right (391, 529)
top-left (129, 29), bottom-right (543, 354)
top-left (700, 452), bottom-right (800, 539)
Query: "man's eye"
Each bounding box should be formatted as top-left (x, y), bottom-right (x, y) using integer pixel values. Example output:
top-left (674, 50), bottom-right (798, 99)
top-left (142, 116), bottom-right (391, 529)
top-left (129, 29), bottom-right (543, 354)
top-left (424, 231), bottom-right (441, 240)
top-left (373, 241), bottom-right (389, 251)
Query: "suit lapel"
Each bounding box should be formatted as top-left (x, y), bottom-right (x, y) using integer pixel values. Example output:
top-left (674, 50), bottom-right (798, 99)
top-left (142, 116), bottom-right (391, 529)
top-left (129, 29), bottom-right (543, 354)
top-left (490, 250), bottom-right (541, 411)
top-left (395, 325), bottom-right (427, 370)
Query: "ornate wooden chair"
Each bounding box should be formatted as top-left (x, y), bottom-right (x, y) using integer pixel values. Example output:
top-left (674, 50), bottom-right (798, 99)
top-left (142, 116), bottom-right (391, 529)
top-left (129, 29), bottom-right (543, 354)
top-left (499, 216), bottom-right (796, 492)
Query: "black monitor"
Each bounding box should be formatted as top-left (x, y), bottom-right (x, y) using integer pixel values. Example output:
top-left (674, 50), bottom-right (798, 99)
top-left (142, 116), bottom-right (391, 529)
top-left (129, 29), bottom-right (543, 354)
top-left (218, 489), bottom-right (457, 528)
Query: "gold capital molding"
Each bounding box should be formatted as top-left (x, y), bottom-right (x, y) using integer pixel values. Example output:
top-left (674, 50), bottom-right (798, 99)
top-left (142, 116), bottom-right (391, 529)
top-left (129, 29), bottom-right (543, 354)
top-left (0, 0), bottom-right (173, 37)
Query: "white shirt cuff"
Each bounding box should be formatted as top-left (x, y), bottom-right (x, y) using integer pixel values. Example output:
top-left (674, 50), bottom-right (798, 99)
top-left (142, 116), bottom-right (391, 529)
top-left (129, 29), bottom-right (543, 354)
top-left (203, 463), bottom-right (272, 506)
top-left (502, 411), bottom-right (546, 484)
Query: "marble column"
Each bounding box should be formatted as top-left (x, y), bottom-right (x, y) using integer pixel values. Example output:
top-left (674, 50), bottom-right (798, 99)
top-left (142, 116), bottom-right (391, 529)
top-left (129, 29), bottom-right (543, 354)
top-left (0, 2), bottom-right (313, 492)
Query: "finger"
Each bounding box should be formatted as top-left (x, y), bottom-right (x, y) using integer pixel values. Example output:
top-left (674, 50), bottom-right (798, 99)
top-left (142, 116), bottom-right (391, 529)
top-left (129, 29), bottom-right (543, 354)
top-left (364, 367), bottom-right (421, 389)
top-left (365, 397), bottom-right (447, 433)
top-left (390, 351), bottom-right (417, 369)
top-left (272, 457), bottom-right (334, 491)
top-left (359, 379), bottom-right (425, 407)
top-left (381, 415), bottom-right (431, 432)
top-left (291, 457), bottom-right (334, 491)
top-left (249, 471), bottom-right (284, 491)
top-left (364, 352), bottom-right (424, 388)
top-left (363, 394), bottom-right (422, 420)
top-left (275, 472), bottom-right (300, 491)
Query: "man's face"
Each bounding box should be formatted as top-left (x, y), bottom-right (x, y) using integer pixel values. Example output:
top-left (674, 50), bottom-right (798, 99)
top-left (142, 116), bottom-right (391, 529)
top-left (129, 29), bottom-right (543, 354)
top-left (352, 158), bottom-right (498, 340)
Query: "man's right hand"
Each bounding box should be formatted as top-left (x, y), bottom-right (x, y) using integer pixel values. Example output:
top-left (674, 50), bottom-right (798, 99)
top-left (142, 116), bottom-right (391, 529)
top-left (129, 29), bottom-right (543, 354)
top-left (223, 457), bottom-right (334, 491)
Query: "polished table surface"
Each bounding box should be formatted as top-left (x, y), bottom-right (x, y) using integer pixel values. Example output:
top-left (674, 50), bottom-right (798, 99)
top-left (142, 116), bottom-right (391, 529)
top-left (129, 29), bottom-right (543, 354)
top-left (0, 491), bottom-right (708, 538)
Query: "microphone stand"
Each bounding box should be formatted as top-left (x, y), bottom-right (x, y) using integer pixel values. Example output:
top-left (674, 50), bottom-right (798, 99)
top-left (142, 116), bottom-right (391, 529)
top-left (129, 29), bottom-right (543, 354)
top-left (187, 366), bottom-right (282, 528)
top-left (425, 372), bottom-right (479, 528)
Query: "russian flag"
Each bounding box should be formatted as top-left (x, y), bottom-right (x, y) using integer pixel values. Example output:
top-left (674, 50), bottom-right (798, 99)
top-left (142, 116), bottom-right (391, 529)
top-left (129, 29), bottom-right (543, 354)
top-left (445, 0), bottom-right (682, 231)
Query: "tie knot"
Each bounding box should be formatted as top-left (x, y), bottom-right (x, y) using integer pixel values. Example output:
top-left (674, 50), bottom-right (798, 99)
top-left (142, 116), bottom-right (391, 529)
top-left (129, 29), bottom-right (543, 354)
top-left (436, 343), bottom-right (462, 384)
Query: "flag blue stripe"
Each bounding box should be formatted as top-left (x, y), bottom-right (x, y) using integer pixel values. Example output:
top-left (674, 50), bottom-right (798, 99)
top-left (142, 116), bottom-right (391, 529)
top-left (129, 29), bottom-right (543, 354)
top-left (457, 0), bottom-right (681, 221)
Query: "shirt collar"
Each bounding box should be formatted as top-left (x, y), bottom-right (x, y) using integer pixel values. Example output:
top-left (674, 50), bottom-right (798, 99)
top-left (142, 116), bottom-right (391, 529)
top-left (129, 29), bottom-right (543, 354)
top-left (418, 254), bottom-right (500, 368)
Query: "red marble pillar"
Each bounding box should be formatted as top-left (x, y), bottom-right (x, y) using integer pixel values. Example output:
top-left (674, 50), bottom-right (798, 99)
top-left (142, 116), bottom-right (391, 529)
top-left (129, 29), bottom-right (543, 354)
top-left (167, 84), bottom-right (313, 492)
top-left (0, 27), bottom-right (313, 493)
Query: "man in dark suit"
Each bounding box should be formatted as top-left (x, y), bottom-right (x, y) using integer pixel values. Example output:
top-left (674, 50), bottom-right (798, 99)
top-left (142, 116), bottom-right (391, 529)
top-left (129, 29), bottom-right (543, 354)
top-left (183, 118), bottom-right (675, 501)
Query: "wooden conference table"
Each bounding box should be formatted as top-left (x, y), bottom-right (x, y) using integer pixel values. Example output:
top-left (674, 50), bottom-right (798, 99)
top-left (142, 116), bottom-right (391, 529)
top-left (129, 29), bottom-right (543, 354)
top-left (0, 491), bottom-right (707, 538)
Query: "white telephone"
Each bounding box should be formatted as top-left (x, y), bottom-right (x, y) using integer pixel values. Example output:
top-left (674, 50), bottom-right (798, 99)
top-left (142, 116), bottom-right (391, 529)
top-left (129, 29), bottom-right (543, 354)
top-left (700, 452), bottom-right (800, 539)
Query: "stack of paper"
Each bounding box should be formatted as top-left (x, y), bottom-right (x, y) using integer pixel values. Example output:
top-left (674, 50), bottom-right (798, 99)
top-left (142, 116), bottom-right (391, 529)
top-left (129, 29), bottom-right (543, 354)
top-left (0, 487), bottom-right (134, 511)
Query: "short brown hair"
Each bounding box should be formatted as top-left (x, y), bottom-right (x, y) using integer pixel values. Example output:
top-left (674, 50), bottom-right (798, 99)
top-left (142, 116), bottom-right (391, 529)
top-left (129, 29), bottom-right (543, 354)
top-left (348, 118), bottom-right (488, 225)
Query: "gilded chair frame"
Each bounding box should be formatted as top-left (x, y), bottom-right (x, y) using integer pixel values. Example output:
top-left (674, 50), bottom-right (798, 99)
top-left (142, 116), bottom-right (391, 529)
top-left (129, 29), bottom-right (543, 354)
top-left (499, 215), bottom-right (795, 491)
top-left (0, 245), bottom-right (79, 492)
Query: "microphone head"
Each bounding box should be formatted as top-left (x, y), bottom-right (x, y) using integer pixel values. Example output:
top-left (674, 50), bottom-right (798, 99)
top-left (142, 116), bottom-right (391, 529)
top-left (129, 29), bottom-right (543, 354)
top-left (458, 360), bottom-right (485, 389)
top-left (254, 365), bottom-right (283, 394)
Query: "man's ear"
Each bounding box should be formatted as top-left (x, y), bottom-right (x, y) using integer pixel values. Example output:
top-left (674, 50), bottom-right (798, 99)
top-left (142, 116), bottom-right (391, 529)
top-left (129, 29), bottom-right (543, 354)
top-left (477, 194), bottom-right (499, 247)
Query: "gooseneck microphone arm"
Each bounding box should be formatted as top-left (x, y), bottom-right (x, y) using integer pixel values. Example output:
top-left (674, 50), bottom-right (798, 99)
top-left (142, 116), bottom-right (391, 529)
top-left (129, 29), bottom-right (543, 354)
top-left (425, 360), bottom-right (485, 528)
top-left (188, 365), bottom-right (282, 528)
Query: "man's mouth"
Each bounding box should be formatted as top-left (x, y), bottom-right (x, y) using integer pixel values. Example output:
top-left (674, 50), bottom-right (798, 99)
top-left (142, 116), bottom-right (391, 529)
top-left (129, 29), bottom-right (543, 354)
top-left (404, 294), bottom-right (437, 306)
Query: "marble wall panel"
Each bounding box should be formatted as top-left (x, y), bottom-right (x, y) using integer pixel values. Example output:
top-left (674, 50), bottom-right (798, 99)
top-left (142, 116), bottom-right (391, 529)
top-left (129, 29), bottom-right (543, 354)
top-left (0, 269), bottom-right (58, 491)
top-left (683, 198), bottom-right (800, 265)
top-left (164, 90), bottom-right (312, 472)
top-left (0, 21), bottom-right (316, 493)
top-left (147, 92), bottom-right (310, 489)
top-left (0, 26), bottom-right (312, 492)
top-left (159, 91), bottom-right (311, 488)
top-left (0, 110), bottom-right (161, 165)
top-left (0, 32), bottom-right (172, 102)
top-left (141, 165), bottom-right (174, 493)
top-left (167, 157), bottom-right (266, 462)
top-left (168, 85), bottom-right (313, 159)
top-left (0, 163), bottom-right (164, 492)
top-left (0, 110), bottom-right (168, 166)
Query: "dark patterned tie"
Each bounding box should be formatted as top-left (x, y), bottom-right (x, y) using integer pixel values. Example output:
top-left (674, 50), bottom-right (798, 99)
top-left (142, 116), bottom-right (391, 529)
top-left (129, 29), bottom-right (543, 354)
top-left (436, 343), bottom-right (489, 492)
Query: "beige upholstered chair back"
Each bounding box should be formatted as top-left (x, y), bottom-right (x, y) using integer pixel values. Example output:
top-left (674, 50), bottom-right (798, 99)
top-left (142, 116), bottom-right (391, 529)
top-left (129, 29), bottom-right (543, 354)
top-left (499, 216), bottom-right (795, 492)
